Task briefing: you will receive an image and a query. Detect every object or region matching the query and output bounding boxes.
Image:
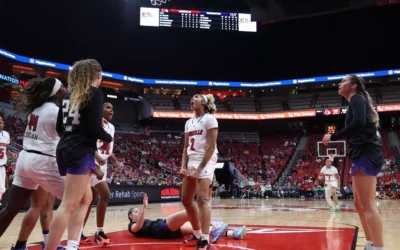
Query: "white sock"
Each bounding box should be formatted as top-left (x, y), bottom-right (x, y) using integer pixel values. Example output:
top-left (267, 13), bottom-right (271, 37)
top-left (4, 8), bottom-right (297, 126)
top-left (325, 189), bottom-right (333, 207)
top-left (193, 230), bottom-right (202, 239)
top-left (373, 247), bottom-right (384, 250)
top-left (43, 233), bottom-right (49, 244)
top-left (365, 241), bottom-right (373, 250)
top-left (65, 240), bottom-right (79, 250)
top-left (97, 227), bottom-right (104, 233)
top-left (202, 234), bottom-right (210, 242)
top-left (227, 230), bottom-right (234, 237)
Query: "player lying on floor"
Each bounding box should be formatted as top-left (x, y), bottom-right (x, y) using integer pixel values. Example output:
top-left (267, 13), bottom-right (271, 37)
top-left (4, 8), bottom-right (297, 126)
top-left (128, 194), bottom-right (246, 244)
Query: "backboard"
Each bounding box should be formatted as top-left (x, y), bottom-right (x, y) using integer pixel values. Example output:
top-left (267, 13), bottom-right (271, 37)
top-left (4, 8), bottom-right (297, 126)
top-left (317, 141), bottom-right (346, 158)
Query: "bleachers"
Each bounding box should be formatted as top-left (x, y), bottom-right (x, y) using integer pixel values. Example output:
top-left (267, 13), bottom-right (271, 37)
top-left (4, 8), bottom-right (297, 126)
top-left (380, 86), bottom-right (400, 104)
top-left (315, 91), bottom-right (341, 108)
top-left (291, 134), bottom-right (324, 182)
top-left (145, 94), bottom-right (175, 110)
top-left (261, 135), bottom-right (298, 181)
top-left (259, 96), bottom-right (283, 112)
top-left (224, 96), bottom-right (256, 112)
top-left (288, 93), bottom-right (313, 110)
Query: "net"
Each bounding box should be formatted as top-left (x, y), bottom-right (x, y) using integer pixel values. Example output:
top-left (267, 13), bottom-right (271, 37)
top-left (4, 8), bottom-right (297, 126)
top-left (328, 153), bottom-right (335, 161)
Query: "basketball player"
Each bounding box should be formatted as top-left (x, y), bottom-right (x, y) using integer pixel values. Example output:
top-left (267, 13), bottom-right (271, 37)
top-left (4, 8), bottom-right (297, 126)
top-left (0, 78), bottom-right (66, 250)
top-left (128, 194), bottom-right (247, 243)
top-left (319, 159), bottom-right (340, 212)
top-left (323, 75), bottom-right (384, 250)
top-left (12, 188), bottom-right (61, 250)
top-left (45, 59), bottom-right (113, 250)
top-left (180, 94), bottom-right (218, 250)
top-left (81, 102), bottom-right (117, 246)
top-left (0, 116), bottom-right (17, 206)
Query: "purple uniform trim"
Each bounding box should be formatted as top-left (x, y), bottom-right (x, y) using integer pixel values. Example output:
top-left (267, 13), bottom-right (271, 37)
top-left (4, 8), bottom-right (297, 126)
top-left (351, 155), bottom-right (381, 177)
top-left (57, 152), bottom-right (94, 176)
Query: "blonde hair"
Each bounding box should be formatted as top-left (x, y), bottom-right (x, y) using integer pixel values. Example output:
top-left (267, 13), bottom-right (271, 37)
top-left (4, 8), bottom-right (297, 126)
top-left (68, 59), bottom-right (102, 110)
top-left (203, 94), bottom-right (217, 113)
top-left (348, 74), bottom-right (379, 126)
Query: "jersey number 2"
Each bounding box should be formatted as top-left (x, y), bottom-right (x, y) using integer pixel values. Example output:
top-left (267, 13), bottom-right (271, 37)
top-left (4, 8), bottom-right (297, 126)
top-left (189, 138), bottom-right (195, 151)
top-left (62, 100), bottom-right (80, 125)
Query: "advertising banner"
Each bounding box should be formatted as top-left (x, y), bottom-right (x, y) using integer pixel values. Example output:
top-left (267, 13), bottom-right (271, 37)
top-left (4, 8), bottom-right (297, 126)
top-left (152, 110), bottom-right (316, 120)
top-left (1, 47), bottom-right (399, 88)
top-left (0, 185), bottom-right (181, 210)
top-left (152, 105), bottom-right (400, 120)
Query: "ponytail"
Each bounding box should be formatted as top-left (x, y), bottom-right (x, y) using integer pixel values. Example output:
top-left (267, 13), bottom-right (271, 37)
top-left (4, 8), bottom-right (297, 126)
top-left (204, 94), bottom-right (217, 114)
top-left (15, 78), bottom-right (57, 115)
top-left (360, 89), bottom-right (379, 126)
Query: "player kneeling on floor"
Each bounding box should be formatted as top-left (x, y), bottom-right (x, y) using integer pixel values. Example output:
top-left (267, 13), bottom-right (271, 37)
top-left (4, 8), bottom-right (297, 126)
top-left (128, 194), bottom-right (247, 243)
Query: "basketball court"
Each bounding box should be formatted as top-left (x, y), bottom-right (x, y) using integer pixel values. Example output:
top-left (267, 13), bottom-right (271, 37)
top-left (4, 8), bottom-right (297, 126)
top-left (1, 198), bottom-right (398, 250)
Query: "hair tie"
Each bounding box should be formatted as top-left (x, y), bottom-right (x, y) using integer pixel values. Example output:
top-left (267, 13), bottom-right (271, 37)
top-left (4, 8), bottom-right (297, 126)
top-left (50, 79), bottom-right (62, 97)
top-left (202, 94), bottom-right (209, 103)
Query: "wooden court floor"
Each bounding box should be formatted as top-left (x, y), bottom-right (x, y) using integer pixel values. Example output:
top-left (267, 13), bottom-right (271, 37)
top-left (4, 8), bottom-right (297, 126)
top-left (1, 198), bottom-right (399, 250)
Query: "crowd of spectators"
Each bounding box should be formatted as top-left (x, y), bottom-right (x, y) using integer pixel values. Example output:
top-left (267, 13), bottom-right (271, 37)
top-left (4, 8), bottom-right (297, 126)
top-left (2, 113), bottom-right (399, 200)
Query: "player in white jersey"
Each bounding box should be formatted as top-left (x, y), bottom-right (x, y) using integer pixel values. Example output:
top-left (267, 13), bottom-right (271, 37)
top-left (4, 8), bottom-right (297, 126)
top-left (0, 78), bottom-right (66, 250)
top-left (319, 159), bottom-right (341, 212)
top-left (180, 94), bottom-right (218, 250)
top-left (81, 102), bottom-right (118, 246)
top-left (0, 116), bottom-right (17, 206)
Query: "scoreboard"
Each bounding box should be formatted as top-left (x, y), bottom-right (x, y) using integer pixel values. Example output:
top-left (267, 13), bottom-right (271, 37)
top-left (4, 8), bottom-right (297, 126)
top-left (140, 7), bottom-right (257, 32)
top-left (325, 124), bottom-right (337, 134)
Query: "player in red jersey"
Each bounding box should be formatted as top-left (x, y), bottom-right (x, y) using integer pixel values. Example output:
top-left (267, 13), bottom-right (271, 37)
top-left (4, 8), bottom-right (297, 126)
top-left (81, 103), bottom-right (118, 246)
top-left (0, 116), bottom-right (17, 207)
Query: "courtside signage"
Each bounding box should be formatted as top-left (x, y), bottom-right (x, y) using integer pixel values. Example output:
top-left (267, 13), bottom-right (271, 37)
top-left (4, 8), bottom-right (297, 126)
top-left (0, 73), bottom-right (19, 85)
top-left (0, 47), bottom-right (399, 88)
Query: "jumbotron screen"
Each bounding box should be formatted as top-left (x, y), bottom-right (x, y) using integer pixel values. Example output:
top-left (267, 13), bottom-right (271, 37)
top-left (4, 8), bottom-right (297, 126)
top-left (140, 7), bottom-right (257, 32)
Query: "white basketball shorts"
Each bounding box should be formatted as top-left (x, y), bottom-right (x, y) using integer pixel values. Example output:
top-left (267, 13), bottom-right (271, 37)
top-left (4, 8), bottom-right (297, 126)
top-left (325, 180), bottom-right (339, 189)
top-left (13, 150), bottom-right (65, 199)
top-left (0, 166), bottom-right (6, 195)
top-left (90, 162), bottom-right (107, 187)
top-left (187, 154), bottom-right (217, 181)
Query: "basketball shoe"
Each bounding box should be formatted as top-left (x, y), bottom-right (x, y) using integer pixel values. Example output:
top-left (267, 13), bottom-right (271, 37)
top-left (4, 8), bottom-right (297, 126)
top-left (94, 231), bottom-right (112, 246)
top-left (233, 225), bottom-right (247, 240)
top-left (197, 239), bottom-right (210, 250)
top-left (80, 234), bottom-right (93, 245)
top-left (183, 235), bottom-right (200, 246)
top-left (211, 223), bottom-right (229, 243)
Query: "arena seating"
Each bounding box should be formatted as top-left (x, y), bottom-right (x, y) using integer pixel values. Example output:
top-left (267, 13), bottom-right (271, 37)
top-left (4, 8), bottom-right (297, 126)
top-left (288, 93), bottom-right (314, 110)
top-left (380, 85), bottom-right (400, 104)
top-left (314, 91), bottom-right (341, 108)
top-left (1, 112), bottom-right (399, 194)
top-left (259, 96), bottom-right (283, 112)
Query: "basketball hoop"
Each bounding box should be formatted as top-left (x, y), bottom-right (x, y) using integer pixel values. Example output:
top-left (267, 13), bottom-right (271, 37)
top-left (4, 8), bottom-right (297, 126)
top-left (150, 0), bottom-right (170, 6)
top-left (328, 153), bottom-right (335, 161)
